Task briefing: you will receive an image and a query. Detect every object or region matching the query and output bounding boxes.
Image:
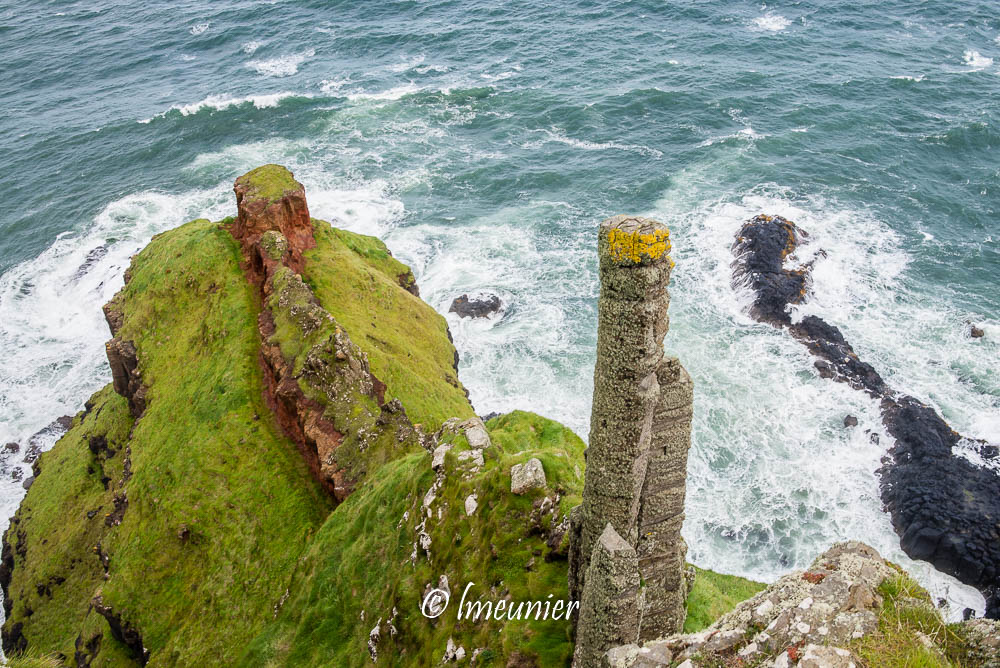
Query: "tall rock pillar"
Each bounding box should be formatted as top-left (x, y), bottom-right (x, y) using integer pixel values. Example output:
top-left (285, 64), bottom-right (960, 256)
top-left (569, 216), bottom-right (694, 664)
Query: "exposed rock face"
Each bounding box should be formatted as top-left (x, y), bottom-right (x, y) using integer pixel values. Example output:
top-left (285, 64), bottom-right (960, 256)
top-left (92, 594), bottom-right (149, 665)
top-left (510, 458), bottom-right (546, 494)
top-left (449, 293), bottom-right (502, 318)
top-left (232, 164), bottom-right (314, 273)
top-left (569, 215), bottom-right (693, 663)
top-left (573, 524), bottom-right (641, 668)
top-left (104, 338), bottom-right (146, 418)
top-left (732, 213), bottom-right (1000, 619)
top-left (604, 542), bottom-right (896, 668)
top-left (232, 167), bottom-right (424, 502)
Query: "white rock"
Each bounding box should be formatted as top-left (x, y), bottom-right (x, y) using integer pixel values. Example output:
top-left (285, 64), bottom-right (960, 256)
top-left (772, 651), bottom-right (792, 668)
top-left (456, 449), bottom-right (485, 468)
top-left (455, 646), bottom-right (466, 661)
top-left (464, 419), bottom-right (491, 449)
top-left (798, 596), bottom-right (814, 610)
top-left (432, 444), bottom-right (452, 470)
top-left (465, 494), bottom-right (478, 516)
top-left (511, 458), bottom-right (546, 494)
top-left (795, 621), bottom-right (811, 634)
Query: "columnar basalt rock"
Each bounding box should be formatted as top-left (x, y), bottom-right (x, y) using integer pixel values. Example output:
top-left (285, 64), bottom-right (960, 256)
top-left (569, 215), bottom-right (694, 663)
top-left (572, 524), bottom-right (642, 668)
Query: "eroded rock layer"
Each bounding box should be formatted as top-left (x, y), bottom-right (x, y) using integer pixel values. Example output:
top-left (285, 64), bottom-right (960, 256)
top-left (569, 216), bottom-right (694, 665)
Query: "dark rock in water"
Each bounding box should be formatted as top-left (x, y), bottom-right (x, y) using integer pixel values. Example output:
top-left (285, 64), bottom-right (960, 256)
top-left (789, 315), bottom-right (887, 397)
top-left (733, 213), bottom-right (1000, 619)
top-left (21, 477), bottom-right (33, 491)
top-left (731, 215), bottom-right (811, 326)
top-left (73, 245), bottom-right (109, 280)
top-left (964, 607), bottom-right (976, 621)
top-left (21, 445), bottom-right (41, 465)
top-left (2, 443), bottom-right (18, 454)
top-left (844, 415), bottom-right (859, 428)
top-left (10, 469), bottom-right (22, 482)
top-left (449, 293), bottom-right (501, 319)
top-left (480, 412), bottom-right (504, 423)
top-left (971, 325), bottom-right (985, 338)
top-left (870, 432), bottom-right (880, 445)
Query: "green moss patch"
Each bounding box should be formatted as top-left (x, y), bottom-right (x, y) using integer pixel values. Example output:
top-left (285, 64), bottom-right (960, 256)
top-left (234, 164), bottom-right (303, 203)
top-left (304, 220), bottom-right (473, 430)
top-left (243, 410), bottom-right (585, 667)
top-left (683, 566), bottom-right (767, 633)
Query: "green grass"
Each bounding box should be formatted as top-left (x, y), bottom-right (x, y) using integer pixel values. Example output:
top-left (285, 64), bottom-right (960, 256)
top-left (304, 221), bottom-right (473, 430)
top-left (242, 410), bottom-right (586, 667)
top-left (849, 572), bottom-right (971, 668)
top-left (5, 220), bottom-right (332, 665)
top-left (683, 566), bottom-right (767, 633)
top-left (234, 164), bottom-right (302, 203)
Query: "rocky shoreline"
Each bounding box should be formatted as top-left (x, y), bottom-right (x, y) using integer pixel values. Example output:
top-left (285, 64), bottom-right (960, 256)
top-left (732, 214), bottom-right (1000, 619)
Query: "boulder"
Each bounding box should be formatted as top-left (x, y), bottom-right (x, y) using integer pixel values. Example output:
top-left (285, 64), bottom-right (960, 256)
top-left (843, 415), bottom-right (858, 428)
top-left (449, 293), bottom-right (501, 319)
top-left (511, 458), bottom-right (546, 494)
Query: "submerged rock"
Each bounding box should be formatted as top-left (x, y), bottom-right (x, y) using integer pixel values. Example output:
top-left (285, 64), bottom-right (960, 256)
top-left (449, 293), bottom-right (502, 318)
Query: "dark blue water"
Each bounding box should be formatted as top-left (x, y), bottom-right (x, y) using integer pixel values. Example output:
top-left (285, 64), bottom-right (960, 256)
top-left (1, 0), bottom-right (998, 617)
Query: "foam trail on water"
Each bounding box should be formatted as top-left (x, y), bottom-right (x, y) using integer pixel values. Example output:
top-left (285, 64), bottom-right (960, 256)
top-left (0, 187), bottom-right (232, 536)
top-left (652, 183), bottom-right (991, 619)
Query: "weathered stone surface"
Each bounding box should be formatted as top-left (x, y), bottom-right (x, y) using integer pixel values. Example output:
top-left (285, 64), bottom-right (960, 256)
top-left (464, 494), bottom-right (478, 516)
top-left (958, 618), bottom-right (1000, 668)
top-left (604, 542), bottom-right (903, 667)
top-left (573, 524), bottom-right (641, 668)
top-left (105, 338), bottom-right (147, 418)
top-left (797, 644), bottom-right (858, 668)
top-left (431, 444), bottom-right (452, 470)
top-left (232, 164), bottom-right (314, 273)
top-left (463, 418), bottom-right (492, 449)
top-left (511, 458), bottom-right (546, 494)
top-left (569, 215), bottom-right (692, 644)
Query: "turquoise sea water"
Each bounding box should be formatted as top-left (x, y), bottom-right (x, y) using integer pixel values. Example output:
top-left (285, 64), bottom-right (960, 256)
top-left (1, 0), bottom-right (998, 618)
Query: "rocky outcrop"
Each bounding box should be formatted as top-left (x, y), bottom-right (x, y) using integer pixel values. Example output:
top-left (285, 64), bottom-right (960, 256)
top-left (573, 524), bottom-right (642, 667)
top-left (230, 166), bottom-right (425, 502)
top-left (92, 594), bottom-right (149, 665)
top-left (604, 542), bottom-right (924, 667)
top-left (104, 338), bottom-right (146, 418)
top-left (232, 164), bottom-right (315, 274)
top-left (449, 293), bottom-right (502, 318)
top-left (511, 457), bottom-right (546, 494)
top-left (569, 216), bottom-right (694, 664)
top-left (732, 214), bottom-right (1000, 618)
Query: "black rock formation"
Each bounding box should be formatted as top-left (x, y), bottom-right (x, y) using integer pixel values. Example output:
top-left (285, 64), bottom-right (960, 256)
top-left (449, 293), bottom-right (502, 318)
top-left (733, 214), bottom-right (1000, 619)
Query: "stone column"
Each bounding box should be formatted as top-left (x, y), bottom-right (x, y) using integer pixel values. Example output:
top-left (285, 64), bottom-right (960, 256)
top-left (572, 524), bottom-right (641, 668)
top-left (569, 215), bottom-right (693, 652)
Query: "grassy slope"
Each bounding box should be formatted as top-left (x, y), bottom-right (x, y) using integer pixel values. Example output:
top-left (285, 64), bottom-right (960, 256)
top-left (243, 411), bottom-right (586, 667)
top-left (5, 220), bottom-right (332, 665)
top-left (683, 566), bottom-right (767, 634)
top-left (305, 221), bottom-right (473, 430)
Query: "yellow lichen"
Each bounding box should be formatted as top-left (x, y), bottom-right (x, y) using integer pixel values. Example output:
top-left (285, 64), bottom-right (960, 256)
top-left (606, 228), bottom-right (672, 264)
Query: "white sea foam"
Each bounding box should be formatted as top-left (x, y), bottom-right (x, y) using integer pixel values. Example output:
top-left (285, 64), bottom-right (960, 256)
top-left (189, 22), bottom-right (209, 36)
top-left (345, 84), bottom-right (423, 102)
top-left (247, 48), bottom-right (314, 77)
top-left (138, 92), bottom-right (305, 123)
top-left (752, 13), bottom-right (791, 32)
top-left (648, 178), bottom-right (994, 619)
top-left (388, 55), bottom-right (425, 72)
top-left (963, 50), bottom-right (993, 70)
top-left (525, 128), bottom-right (663, 158)
top-left (891, 74), bottom-right (926, 82)
top-left (242, 40), bottom-right (263, 55)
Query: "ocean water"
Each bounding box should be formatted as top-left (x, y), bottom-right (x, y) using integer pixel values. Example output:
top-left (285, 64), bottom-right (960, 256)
top-left (1, 0), bottom-right (998, 620)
